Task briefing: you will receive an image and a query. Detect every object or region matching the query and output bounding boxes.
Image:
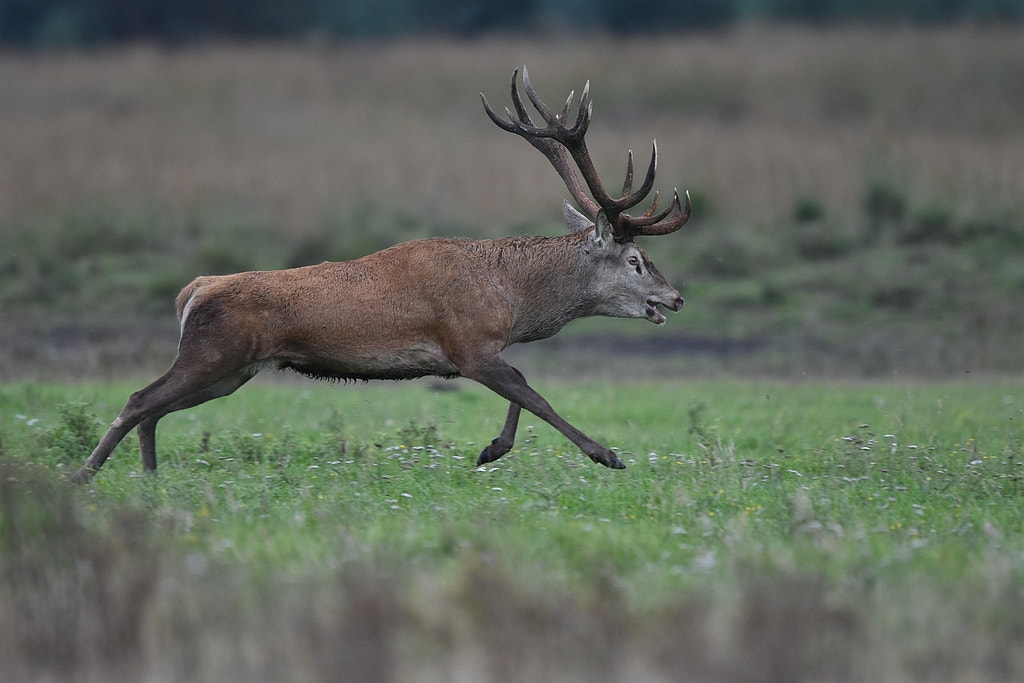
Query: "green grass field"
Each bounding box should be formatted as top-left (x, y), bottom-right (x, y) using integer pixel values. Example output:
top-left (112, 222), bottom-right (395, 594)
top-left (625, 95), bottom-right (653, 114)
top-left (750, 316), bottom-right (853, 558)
top-left (3, 377), bottom-right (1023, 681)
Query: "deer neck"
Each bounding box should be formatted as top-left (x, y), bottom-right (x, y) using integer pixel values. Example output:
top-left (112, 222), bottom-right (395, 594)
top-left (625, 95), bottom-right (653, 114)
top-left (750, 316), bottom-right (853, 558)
top-left (495, 233), bottom-right (599, 345)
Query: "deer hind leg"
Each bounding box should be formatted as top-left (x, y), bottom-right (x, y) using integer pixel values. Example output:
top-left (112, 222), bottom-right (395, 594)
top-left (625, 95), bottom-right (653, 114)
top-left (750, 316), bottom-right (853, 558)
top-left (136, 367), bottom-right (258, 471)
top-left (71, 357), bottom-right (258, 482)
top-left (477, 401), bottom-right (522, 466)
top-left (465, 356), bottom-right (625, 469)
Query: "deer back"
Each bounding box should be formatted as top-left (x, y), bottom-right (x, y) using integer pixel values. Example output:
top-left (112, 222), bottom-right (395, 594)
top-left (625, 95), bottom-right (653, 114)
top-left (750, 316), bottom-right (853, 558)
top-left (173, 225), bottom-right (676, 383)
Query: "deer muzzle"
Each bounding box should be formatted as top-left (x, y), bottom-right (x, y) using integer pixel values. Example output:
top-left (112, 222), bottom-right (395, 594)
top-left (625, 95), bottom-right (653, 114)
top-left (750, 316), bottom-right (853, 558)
top-left (645, 295), bottom-right (684, 325)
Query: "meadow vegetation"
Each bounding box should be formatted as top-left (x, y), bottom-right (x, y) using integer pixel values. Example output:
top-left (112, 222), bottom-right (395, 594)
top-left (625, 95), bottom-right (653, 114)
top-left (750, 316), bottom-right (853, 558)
top-left (3, 378), bottom-right (1024, 681)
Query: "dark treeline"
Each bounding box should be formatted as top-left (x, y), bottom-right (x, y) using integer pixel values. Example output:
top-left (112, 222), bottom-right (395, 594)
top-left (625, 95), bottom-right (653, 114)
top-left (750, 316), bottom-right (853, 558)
top-left (1, 0), bottom-right (1022, 47)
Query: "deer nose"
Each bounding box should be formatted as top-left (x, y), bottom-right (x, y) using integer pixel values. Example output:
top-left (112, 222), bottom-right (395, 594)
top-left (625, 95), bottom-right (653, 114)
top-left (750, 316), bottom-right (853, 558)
top-left (672, 296), bottom-right (684, 311)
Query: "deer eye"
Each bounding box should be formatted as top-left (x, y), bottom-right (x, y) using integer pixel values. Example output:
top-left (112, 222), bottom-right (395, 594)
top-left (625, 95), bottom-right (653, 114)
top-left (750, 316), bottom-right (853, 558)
top-left (627, 255), bottom-right (642, 273)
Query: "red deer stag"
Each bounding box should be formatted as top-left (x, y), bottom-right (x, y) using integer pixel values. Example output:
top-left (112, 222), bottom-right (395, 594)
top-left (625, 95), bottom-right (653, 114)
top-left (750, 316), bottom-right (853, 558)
top-left (71, 68), bottom-right (690, 482)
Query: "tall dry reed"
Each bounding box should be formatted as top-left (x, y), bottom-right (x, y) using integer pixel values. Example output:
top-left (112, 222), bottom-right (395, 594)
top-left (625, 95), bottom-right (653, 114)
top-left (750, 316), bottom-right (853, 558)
top-left (1, 25), bottom-right (1021, 238)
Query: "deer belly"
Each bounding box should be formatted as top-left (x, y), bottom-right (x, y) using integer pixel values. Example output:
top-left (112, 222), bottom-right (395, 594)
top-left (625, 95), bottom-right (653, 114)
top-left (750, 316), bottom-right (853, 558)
top-left (273, 342), bottom-right (460, 382)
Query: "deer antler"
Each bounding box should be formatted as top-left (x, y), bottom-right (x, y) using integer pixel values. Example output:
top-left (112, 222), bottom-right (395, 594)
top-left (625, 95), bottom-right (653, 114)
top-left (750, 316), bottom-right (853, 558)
top-left (481, 67), bottom-right (690, 242)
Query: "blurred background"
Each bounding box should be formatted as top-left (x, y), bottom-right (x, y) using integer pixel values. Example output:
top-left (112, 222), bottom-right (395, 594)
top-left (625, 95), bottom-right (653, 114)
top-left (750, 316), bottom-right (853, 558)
top-left (2, 0), bottom-right (1022, 380)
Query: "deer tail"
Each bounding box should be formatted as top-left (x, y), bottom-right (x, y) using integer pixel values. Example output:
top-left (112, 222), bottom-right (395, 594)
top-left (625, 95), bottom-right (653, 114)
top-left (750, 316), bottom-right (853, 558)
top-left (175, 277), bottom-right (211, 322)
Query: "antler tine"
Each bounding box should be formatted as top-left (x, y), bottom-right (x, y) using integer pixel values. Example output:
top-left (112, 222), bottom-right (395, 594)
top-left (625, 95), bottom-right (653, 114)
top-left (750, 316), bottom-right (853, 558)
top-left (481, 69), bottom-right (530, 133)
top-left (480, 96), bottom-right (518, 134)
top-left (559, 90), bottom-right (574, 123)
top-left (522, 67), bottom-right (558, 126)
top-left (574, 81), bottom-right (592, 135)
top-left (621, 150), bottom-right (634, 196)
top-left (642, 191), bottom-right (660, 218)
top-left (578, 80), bottom-right (590, 117)
top-left (508, 68), bottom-right (535, 126)
top-left (624, 140), bottom-right (659, 210)
top-left (622, 190), bottom-right (692, 237)
top-left (618, 144), bottom-right (661, 218)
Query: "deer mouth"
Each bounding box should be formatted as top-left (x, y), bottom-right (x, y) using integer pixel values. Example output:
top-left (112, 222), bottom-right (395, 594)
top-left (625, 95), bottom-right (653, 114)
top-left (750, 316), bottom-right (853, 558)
top-left (645, 301), bottom-right (668, 325)
top-left (645, 296), bottom-right (684, 325)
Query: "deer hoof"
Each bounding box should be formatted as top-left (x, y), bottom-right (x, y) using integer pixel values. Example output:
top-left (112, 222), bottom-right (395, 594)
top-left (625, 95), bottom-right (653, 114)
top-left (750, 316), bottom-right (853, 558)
top-left (477, 440), bottom-right (509, 466)
top-left (69, 467), bottom-right (96, 484)
top-left (590, 451), bottom-right (626, 469)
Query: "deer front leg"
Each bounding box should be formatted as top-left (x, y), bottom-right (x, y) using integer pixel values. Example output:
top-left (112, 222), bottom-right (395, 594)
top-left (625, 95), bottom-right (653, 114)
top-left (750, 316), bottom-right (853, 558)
top-left (478, 401), bottom-right (522, 466)
top-left (466, 357), bottom-right (625, 469)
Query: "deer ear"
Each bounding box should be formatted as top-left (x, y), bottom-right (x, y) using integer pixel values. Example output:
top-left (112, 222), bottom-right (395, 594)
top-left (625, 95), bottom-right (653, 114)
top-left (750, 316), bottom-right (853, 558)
top-left (562, 201), bottom-right (593, 234)
top-left (590, 210), bottom-right (614, 247)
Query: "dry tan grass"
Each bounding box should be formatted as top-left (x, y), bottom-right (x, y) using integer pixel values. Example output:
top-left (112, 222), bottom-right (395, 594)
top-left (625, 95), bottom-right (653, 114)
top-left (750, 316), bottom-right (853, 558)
top-left (2, 24), bottom-right (1022, 239)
